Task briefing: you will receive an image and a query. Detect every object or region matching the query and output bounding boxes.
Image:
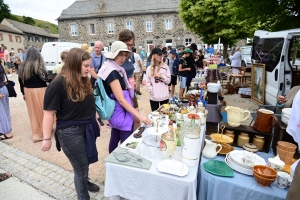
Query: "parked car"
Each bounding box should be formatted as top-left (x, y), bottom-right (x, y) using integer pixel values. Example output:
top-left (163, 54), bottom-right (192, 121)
top-left (240, 46), bottom-right (252, 69)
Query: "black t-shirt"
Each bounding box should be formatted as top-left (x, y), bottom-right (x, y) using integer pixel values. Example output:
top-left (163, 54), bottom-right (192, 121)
top-left (179, 58), bottom-right (188, 77)
top-left (44, 76), bottom-right (95, 121)
top-left (103, 70), bottom-right (127, 95)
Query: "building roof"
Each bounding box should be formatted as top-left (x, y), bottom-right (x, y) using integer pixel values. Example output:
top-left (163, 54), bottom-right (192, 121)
top-left (58, 0), bottom-right (179, 20)
top-left (5, 19), bottom-right (55, 38)
top-left (0, 24), bottom-right (24, 35)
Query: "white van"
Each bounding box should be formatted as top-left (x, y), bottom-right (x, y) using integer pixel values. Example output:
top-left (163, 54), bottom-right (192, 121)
top-left (41, 42), bottom-right (81, 73)
top-left (252, 29), bottom-right (300, 106)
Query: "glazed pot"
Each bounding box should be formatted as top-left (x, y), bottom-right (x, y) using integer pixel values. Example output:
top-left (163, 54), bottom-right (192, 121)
top-left (253, 109), bottom-right (278, 133)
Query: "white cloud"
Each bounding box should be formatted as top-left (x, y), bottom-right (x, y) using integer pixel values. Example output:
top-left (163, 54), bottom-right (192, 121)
top-left (4, 0), bottom-right (75, 24)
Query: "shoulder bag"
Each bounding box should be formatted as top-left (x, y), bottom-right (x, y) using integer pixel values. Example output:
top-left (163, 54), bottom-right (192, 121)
top-left (94, 77), bottom-right (115, 120)
top-left (1, 64), bottom-right (17, 97)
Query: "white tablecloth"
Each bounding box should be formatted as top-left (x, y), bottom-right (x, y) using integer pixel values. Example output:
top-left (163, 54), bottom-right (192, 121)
top-left (104, 124), bottom-right (206, 200)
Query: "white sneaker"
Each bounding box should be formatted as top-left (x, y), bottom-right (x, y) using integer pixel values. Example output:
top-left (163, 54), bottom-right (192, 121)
top-left (7, 74), bottom-right (12, 77)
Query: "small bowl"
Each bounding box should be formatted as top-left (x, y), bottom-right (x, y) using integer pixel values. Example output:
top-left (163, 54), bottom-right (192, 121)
top-left (253, 172), bottom-right (276, 187)
top-left (253, 165), bottom-right (277, 179)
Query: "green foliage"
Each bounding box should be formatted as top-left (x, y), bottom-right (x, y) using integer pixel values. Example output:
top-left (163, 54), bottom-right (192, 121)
top-left (11, 14), bottom-right (59, 34)
top-left (0, 0), bottom-right (11, 22)
top-left (179, 0), bottom-right (257, 58)
top-left (234, 0), bottom-right (300, 31)
top-left (23, 16), bottom-right (35, 26)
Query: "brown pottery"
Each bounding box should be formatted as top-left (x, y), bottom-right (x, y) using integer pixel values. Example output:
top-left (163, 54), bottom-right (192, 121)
top-left (253, 109), bottom-right (278, 133)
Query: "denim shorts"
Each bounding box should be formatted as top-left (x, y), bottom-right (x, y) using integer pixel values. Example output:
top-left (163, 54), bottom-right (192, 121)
top-left (179, 76), bottom-right (187, 88)
top-left (6, 62), bottom-right (11, 69)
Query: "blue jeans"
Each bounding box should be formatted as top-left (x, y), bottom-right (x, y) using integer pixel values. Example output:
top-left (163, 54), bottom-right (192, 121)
top-left (57, 125), bottom-right (89, 200)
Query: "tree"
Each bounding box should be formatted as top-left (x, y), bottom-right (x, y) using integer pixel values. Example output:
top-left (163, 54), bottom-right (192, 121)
top-left (234, 0), bottom-right (300, 31)
top-left (179, 0), bottom-right (257, 59)
top-left (23, 16), bottom-right (35, 26)
top-left (0, 0), bottom-right (11, 22)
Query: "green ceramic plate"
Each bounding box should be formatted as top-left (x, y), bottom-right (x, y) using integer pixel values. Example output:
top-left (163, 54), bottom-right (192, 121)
top-left (203, 160), bottom-right (234, 177)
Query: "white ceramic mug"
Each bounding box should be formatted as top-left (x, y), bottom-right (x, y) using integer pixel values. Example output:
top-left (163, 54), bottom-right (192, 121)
top-left (277, 172), bottom-right (292, 189)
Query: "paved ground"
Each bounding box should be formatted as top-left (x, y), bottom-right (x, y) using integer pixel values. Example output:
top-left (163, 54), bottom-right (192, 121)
top-left (0, 141), bottom-right (108, 200)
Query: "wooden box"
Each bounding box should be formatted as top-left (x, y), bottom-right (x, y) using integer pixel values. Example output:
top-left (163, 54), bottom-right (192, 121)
top-left (221, 122), bottom-right (273, 153)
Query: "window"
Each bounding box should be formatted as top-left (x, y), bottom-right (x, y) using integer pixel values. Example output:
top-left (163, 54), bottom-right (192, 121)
top-left (0, 34), bottom-right (3, 41)
top-left (126, 21), bottom-right (133, 30)
top-left (165, 19), bottom-right (172, 30)
top-left (15, 36), bottom-right (22, 43)
top-left (42, 37), bottom-right (47, 42)
top-left (9, 35), bottom-right (13, 42)
top-left (185, 38), bottom-right (192, 46)
top-left (146, 21), bottom-right (152, 32)
top-left (108, 23), bottom-right (114, 34)
top-left (89, 24), bottom-right (95, 34)
top-left (35, 36), bottom-right (40, 42)
top-left (28, 35), bottom-right (33, 42)
top-left (71, 24), bottom-right (77, 36)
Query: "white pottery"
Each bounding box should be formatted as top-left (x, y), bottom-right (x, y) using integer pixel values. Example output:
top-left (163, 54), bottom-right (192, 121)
top-left (281, 108), bottom-right (292, 125)
top-left (277, 172), bottom-right (292, 189)
top-left (182, 132), bottom-right (201, 166)
top-left (202, 139), bottom-right (222, 159)
top-left (268, 155), bottom-right (285, 171)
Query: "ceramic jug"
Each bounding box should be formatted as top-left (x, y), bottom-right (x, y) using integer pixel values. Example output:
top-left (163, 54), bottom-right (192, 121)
top-left (225, 106), bottom-right (251, 127)
top-left (202, 139), bottom-right (222, 159)
top-left (160, 125), bottom-right (177, 157)
top-left (253, 109), bottom-right (278, 133)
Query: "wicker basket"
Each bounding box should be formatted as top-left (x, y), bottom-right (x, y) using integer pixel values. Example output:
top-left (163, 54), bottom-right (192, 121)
top-left (277, 141), bottom-right (297, 152)
top-left (277, 146), bottom-right (295, 165)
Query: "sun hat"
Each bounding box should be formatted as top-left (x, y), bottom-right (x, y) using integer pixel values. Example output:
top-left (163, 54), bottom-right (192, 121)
top-left (104, 41), bottom-right (129, 59)
top-left (81, 43), bottom-right (92, 54)
top-left (11, 50), bottom-right (15, 53)
top-left (151, 47), bottom-right (163, 55)
top-left (184, 48), bottom-right (193, 53)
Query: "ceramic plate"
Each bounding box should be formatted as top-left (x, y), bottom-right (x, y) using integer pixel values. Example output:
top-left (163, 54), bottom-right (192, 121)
top-left (144, 127), bottom-right (168, 136)
top-left (229, 150), bottom-right (266, 169)
top-left (120, 139), bottom-right (142, 151)
top-left (203, 160), bottom-right (234, 177)
top-left (157, 159), bottom-right (189, 177)
top-left (216, 143), bottom-right (234, 155)
top-left (143, 135), bottom-right (161, 147)
top-left (225, 155), bottom-right (253, 176)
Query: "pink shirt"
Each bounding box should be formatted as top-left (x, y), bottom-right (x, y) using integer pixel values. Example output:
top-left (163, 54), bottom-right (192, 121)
top-left (4, 50), bottom-right (10, 62)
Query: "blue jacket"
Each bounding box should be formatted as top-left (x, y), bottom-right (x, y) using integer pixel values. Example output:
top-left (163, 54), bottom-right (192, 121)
top-left (55, 117), bottom-right (100, 164)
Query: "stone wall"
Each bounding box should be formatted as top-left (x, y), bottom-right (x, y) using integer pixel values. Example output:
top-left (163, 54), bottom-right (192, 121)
top-left (58, 13), bottom-right (203, 53)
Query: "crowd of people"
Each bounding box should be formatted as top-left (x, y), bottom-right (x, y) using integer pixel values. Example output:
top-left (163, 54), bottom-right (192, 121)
top-left (1, 29), bottom-right (300, 199)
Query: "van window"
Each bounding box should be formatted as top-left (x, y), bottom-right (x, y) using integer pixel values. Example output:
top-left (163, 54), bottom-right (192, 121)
top-left (252, 38), bottom-right (284, 72)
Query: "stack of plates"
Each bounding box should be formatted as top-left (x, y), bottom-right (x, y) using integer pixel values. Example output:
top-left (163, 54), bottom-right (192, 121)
top-left (225, 150), bottom-right (267, 176)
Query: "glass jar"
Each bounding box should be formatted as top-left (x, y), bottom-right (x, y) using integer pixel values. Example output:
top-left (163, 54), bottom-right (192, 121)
top-left (237, 132), bottom-right (249, 147)
top-left (252, 135), bottom-right (265, 151)
top-left (225, 130), bottom-right (234, 145)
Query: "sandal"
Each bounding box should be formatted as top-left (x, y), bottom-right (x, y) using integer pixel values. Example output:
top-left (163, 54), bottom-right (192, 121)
top-left (0, 134), bottom-right (13, 140)
top-left (0, 172), bottom-right (11, 182)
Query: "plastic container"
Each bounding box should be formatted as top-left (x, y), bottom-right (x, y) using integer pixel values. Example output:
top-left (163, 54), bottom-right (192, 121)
top-left (207, 82), bottom-right (221, 93)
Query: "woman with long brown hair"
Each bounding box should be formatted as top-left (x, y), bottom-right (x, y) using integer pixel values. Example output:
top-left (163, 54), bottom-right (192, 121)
top-left (18, 46), bottom-right (54, 142)
top-left (146, 48), bottom-right (171, 111)
top-left (41, 48), bottom-right (100, 200)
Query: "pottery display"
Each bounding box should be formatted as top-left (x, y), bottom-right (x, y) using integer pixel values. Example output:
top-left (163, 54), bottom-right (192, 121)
top-left (253, 109), bottom-right (278, 133)
top-left (237, 132), bottom-right (250, 147)
top-left (202, 139), bottom-right (222, 159)
top-left (268, 155), bottom-right (285, 171)
top-left (252, 135), bottom-right (265, 151)
top-left (225, 106), bottom-right (250, 127)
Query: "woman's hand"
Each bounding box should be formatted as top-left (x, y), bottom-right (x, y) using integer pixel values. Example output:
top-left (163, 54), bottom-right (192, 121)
top-left (138, 114), bottom-right (152, 125)
top-left (154, 73), bottom-right (162, 78)
top-left (41, 140), bottom-right (52, 152)
top-left (277, 95), bottom-right (287, 104)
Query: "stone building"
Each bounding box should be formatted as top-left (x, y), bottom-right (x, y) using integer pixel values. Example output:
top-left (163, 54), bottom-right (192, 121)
top-left (0, 24), bottom-right (24, 53)
top-left (57, 0), bottom-right (202, 53)
top-left (1, 19), bottom-right (58, 50)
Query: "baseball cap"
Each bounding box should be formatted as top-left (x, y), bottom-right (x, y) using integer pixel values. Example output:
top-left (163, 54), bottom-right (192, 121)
top-left (169, 49), bottom-right (176, 54)
top-left (151, 47), bottom-right (163, 55)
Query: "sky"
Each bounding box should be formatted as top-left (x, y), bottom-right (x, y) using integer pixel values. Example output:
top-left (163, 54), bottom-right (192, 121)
top-left (4, 0), bottom-right (75, 24)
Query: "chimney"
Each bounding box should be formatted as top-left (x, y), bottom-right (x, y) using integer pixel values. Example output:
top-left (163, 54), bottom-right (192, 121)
top-left (45, 26), bottom-right (50, 34)
top-left (100, 0), bottom-right (103, 7)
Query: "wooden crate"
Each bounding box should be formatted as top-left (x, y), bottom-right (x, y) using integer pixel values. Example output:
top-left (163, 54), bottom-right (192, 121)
top-left (221, 122), bottom-right (273, 153)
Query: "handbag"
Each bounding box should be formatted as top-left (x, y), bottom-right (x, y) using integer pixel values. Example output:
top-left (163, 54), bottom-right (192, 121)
top-left (94, 77), bottom-right (115, 120)
top-left (1, 64), bottom-right (17, 97)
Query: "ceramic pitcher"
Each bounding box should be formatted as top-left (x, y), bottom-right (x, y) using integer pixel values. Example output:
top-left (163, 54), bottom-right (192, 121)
top-left (253, 109), bottom-right (278, 133)
top-left (225, 106), bottom-right (251, 127)
top-left (202, 139), bottom-right (222, 159)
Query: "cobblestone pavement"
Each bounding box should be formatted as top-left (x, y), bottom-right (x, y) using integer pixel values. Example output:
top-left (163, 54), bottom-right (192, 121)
top-left (0, 142), bottom-right (109, 200)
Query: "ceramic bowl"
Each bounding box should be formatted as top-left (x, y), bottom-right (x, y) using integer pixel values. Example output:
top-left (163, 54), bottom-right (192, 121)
top-left (253, 165), bottom-right (277, 179)
top-left (151, 111), bottom-right (160, 116)
top-left (253, 172), bottom-right (276, 187)
top-left (216, 143), bottom-right (234, 155)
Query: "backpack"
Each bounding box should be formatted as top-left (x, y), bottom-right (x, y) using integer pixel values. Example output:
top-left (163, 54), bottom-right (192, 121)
top-left (94, 78), bottom-right (115, 120)
top-left (172, 58), bottom-right (179, 75)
